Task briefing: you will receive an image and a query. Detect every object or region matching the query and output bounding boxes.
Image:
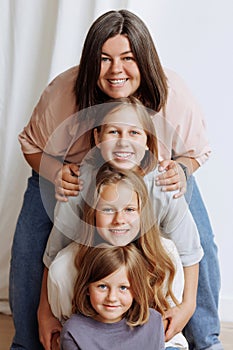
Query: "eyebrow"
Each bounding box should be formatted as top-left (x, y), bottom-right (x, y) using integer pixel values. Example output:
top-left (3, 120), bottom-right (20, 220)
top-left (101, 50), bottom-right (133, 56)
top-left (103, 123), bottom-right (141, 129)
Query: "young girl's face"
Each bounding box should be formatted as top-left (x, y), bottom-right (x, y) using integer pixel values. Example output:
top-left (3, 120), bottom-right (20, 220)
top-left (88, 265), bottom-right (133, 323)
top-left (95, 180), bottom-right (140, 246)
top-left (94, 106), bottom-right (148, 171)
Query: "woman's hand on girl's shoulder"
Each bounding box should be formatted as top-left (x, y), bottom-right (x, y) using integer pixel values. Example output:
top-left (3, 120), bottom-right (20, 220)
top-left (51, 331), bottom-right (60, 350)
top-left (156, 160), bottom-right (186, 199)
top-left (38, 313), bottom-right (62, 350)
top-left (55, 163), bottom-right (83, 201)
top-left (163, 301), bottom-right (195, 341)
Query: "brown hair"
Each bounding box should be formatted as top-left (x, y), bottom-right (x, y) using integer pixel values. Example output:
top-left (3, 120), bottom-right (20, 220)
top-left (72, 244), bottom-right (151, 326)
top-left (74, 9), bottom-right (167, 112)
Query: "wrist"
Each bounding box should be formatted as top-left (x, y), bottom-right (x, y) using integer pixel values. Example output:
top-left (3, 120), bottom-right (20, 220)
top-left (178, 162), bottom-right (189, 180)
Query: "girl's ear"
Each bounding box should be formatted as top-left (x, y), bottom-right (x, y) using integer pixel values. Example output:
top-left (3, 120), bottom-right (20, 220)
top-left (94, 128), bottom-right (101, 149)
top-left (145, 145), bottom-right (149, 150)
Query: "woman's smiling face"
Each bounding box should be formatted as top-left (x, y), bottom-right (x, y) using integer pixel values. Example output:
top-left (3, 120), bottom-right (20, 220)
top-left (97, 34), bottom-right (141, 99)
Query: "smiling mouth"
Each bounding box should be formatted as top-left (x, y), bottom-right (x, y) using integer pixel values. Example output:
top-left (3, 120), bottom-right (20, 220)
top-left (103, 304), bottom-right (119, 308)
top-left (108, 78), bottom-right (128, 85)
top-left (109, 229), bottom-right (129, 235)
top-left (113, 152), bottom-right (134, 159)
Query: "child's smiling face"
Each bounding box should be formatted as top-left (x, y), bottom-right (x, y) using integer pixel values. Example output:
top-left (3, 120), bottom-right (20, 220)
top-left (94, 106), bottom-right (148, 171)
top-left (88, 265), bottom-right (133, 324)
top-left (95, 180), bottom-right (140, 246)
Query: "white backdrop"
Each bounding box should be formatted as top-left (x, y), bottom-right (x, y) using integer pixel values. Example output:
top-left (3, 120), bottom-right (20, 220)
top-left (1, 0), bottom-right (232, 321)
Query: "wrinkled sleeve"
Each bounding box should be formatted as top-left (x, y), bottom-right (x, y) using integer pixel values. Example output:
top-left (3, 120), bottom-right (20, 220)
top-left (43, 196), bottom-right (82, 268)
top-left (145, 171), bottom-right (204, 267)
top-left (159, 192), bottom-right (204, 266)
top-left (47, 243), bottom-right (78, 321)
top-left (61, 317), bottom-right (82, 350)
top-left (18, 67), bottom-right (78, 155)
top-left (154, 68), bottom-right (211, 166)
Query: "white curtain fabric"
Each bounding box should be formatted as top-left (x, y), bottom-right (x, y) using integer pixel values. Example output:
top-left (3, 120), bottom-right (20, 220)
top-left (0, 0), bottom-right (129, 313)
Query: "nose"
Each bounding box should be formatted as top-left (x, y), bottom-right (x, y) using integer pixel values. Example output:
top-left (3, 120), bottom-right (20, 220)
top-left (116, 137), bottom-right (130, 147)
top-left (113, 210), bottom-right (125, 225)
top-left (110, 58), bottom-right (123, 73)
top-left (107, 288), bottom-right (117, 302)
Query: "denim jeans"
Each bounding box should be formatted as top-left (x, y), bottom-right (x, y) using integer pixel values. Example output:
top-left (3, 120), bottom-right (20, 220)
top-left (9, 171), bottom-right (56, 350)
top-left (183, 176), bottom-right (223, 350)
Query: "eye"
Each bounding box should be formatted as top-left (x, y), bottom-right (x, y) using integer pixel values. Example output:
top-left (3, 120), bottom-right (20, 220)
top-left (125, 207), bottom-right (137, 213)
top-left (130, 130), bottom-right (140, 135)
top-left (123, 56), bottom-right (135, 61)
top-left (98, 284), bottom-right (107, 290)
top-left (120, 285), bottom-right (129, 291)
top-left (108, 129), bottom-right (119, 135)
top-left (102, 207), bottom-right (114, 214)
top-left (101, 56), bottom-right (111, 62)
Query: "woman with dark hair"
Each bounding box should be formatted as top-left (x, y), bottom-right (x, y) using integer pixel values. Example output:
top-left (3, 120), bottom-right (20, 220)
top-left (10, 9), bottom-right (221, 350)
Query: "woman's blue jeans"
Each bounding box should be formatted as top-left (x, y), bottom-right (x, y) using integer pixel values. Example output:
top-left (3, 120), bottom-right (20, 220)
top-left (9, 171), bottom-right (55, 349)
top-left (183, 176), bottom-right (222, 350)
top-left (9, 172), bottom-right (222, 349)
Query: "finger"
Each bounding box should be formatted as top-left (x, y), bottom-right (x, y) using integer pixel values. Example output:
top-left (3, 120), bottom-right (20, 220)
top-left (57, 179), bottom-right (83, 192)
top-left (157, 175), bottom-right (180, 187)
top-left (56, 187), bottom-right (79, 198)
top-left (156, 169), bottom-right (179, 182)
top-left (43, 335), bottom-right (52, 350)
top-left (62, 188), bottom-right (80, 197)
top-left (51, 332), bottom-right (60, 350)
top-left (158, 159), bottom-right (174, 171)
top-left (62, 173), bottom-right (80, 185)
top-left (62, 181), bottom-right (81, 191)
top-left (55, 193), bottom-right (68, 202)
top-left (173, 187), bottom-right (186, 199)
top-left (161, 181), bottom-right (181, 192)
top-left (69, 164), bottom-right (80, 177)
top-left (165, 328), bottom-right (176, 342)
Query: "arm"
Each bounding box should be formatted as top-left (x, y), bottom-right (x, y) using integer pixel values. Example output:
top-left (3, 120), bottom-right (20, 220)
top-left (24, 152), bottom-right (80, 201)
top-left (19, 67), bottom-right (81, 200)
top-left (164, 263), bottom-right (199, 341)
top-left (37, 267), bottom-right (62, 350)
top-left (155, 69), bottom-right (211, 197)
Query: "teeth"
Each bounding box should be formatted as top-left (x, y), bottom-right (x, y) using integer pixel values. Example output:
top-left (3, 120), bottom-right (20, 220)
top-left (114, 152), bottom-right (132, 158)
top-left (108, 79), bottom-right (126, 85)
top-left (110, 229), bottom-right (128, 233)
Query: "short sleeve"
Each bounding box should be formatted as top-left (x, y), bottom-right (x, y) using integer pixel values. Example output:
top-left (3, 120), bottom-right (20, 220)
top-left (153, 68), bottom-right (211, 166)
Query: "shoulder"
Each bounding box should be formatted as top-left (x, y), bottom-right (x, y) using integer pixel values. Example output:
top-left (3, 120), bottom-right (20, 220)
top-left (49, 242), bottom-right (79, 276)
top-left (143, 168), bottom-right (178, 203)
top-left (149, 308), bottom-right (162, 321)
top-left (36, 66), bottom-right (79, 117)
top-left (47, 66), bottom-right (79, 95)
top-left (160, 236), bottom-right (178, 254)
top-left (143, 166), bottom-right (160, 181)
top-left (164, 67), bottom-right (194, 99)
top-left (163, 67), bottom-right (203, 118)
top-left (63, 313), bottom-right (85, 328)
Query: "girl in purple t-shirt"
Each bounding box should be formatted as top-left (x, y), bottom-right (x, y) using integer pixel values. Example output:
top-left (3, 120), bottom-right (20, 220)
top-left (61, 243), bottom-right (165, 350)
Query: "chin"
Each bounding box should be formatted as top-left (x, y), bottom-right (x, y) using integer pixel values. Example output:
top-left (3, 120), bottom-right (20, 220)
top-left (111, 162), bottom-right (134, 170)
